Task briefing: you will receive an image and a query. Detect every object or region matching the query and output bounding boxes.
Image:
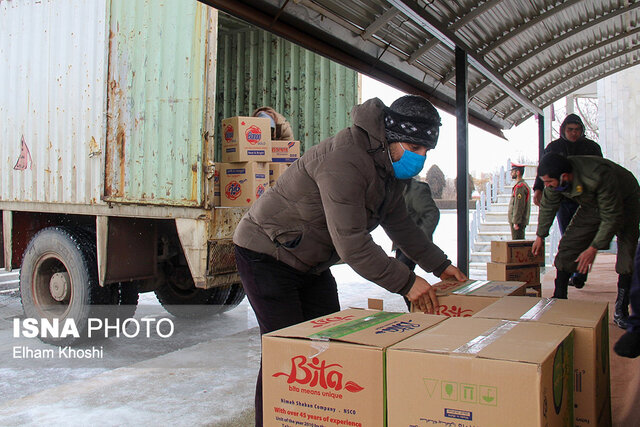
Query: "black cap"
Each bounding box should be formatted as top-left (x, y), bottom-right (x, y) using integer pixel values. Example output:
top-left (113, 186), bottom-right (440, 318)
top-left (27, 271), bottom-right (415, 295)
top-left (384, 95), bottom-right (441, 149)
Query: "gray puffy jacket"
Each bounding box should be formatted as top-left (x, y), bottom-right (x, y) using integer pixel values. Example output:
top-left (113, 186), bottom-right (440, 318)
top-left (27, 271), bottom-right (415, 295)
top-left (233, 98), bottom-right (451, 296)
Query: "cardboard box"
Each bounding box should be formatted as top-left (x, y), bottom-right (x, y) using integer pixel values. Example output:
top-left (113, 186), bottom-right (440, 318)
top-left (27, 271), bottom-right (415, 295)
top-left (411, 279), bottom-right (527, 317)
top-left (219, 162), bottom-right (268, 207)
top-left (491, 240), bottom-right (544, 264)
top-left (487, 262), bottom-right (540, 286)
top-left (474, 297), bottom-right (611, 426)
top-left (271, 139), bottom-right (300, 163)
top-left (262, 309), bottom-right (447, 427)
top-left (221, 116), bottom-right (272, 162)
top-left (268, 162), bottom-right (289, 187)
top-left (387, 317), bottom-right (574, 427)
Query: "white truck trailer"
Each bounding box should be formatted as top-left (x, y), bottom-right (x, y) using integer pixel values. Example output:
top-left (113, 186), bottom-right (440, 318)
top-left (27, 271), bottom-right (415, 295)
top-left (1, 0), bottom-right (246, 343)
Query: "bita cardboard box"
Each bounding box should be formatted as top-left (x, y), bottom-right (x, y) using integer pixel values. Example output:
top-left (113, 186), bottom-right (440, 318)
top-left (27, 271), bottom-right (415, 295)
top-left (491, 240), bottom-right (544, 265)
top-left (221, 116), bottom-right (272, 162)
top-left (219, 162), bottom-right (268, 207)
top-left (387, 317), bottom-right (574, 427)
top-left (262, 308), bottom-right (446, 427)
top-left (272, 139), bottom-right (300, 163)
top-left (268, 162), bottom-right (289, 187)
top-left (487, 262), bottom-right (540, 286)
top-left (411, 279), bottom-right (527, 317)
top-left (473, 297), bottom-right (611, 427)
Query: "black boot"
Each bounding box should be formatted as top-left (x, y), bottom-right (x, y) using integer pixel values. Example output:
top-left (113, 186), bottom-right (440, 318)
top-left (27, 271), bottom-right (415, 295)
top-left (614, 331), bottom-right (640, 358)
top-left (568, 272), bottom-right (587, 289)
top-left (613, 274), bottom-right (631, 329)
top-left (553, 270), bottom-right (571, 299)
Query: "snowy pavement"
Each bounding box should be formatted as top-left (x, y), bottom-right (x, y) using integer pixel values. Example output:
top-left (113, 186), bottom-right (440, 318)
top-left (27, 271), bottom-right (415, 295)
top-left (0, 216), bottom-right (460, 426)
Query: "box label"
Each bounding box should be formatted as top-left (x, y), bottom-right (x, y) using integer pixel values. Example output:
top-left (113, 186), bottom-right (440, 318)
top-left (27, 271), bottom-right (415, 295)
top-left (444, 408), bottom-right (472, 420)
top-left (245, 125), bottom-right (264, 144)
top-left (225, 181), bottom-right (242, 200)
top-left (308, 311), bottom-right (403, 339)
top-left (224, 125), bottom-right (234, 142)
top-left (423, 378), bottom-right (498, 406)
top-left (273, 354), bottom-right (365, 394)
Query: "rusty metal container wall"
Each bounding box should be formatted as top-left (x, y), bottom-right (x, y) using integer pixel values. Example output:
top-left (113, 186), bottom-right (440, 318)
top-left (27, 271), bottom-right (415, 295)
top-left (0, 0), bottom-right (108, 205)
top-left (105, 0), bottom-right (209, 207)
top-left (215, 15), bottom-right (359, 158)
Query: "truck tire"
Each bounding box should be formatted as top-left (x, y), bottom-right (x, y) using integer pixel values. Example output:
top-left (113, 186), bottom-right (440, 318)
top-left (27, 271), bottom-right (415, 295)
top-left (154, 264), bottom-right (234, 318)
top-left (110, 281), bottom-right (139, 320)
top-left (222, 282), bottom-right (246, 310)
top-left (19, 227), bottom-right (110, 345)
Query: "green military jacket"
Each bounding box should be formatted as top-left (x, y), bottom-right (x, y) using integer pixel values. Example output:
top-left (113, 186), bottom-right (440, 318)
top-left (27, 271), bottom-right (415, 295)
top-left (537, 156), bottom-right (640, 249)
top-left (508, 179), bottom-right (530, 226)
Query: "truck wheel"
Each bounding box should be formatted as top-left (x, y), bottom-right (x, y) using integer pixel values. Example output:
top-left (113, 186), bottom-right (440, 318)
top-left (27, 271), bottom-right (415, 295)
top-left (221, 282), bottom-right (246, 311)
top-left (154, 264), bottom-right (233, 318)
top-left (111, 281), bottom-right (139, 320)
top-left (19, 227), bottom-right (109, 345)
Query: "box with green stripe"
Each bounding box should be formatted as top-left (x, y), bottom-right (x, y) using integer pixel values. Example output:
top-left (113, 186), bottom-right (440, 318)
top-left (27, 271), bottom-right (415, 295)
top-left (262, 308), bottom-right (446, 427)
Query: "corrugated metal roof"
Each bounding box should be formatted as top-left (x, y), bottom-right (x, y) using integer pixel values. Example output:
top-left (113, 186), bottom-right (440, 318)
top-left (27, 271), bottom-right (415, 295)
top-left (204, 0), bottom-right (640, 133)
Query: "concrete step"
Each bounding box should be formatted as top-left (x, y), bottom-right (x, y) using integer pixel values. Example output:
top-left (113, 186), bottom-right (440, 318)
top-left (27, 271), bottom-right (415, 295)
top-left (471, 240), bottom-right (551, 252)
top-left (478, 222), bottom-right (539, 232)
top-left (483, 202), bottom-right (540, 214)
top-left (474, 231), bottom-right (539, 242)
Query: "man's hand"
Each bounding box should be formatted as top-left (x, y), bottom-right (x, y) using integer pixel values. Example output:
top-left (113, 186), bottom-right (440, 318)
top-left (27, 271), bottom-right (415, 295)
top-left (405, 276), bottom-right (438, 314)
top-left (514, 224), bottom-right (520, 230)
top-left (439, 265), bottom-right (467, 282)
top-left (576, 246), bottom-right (598, 274)
top-left (532, 236), bottom-right (544, 256)
top-left (533, 189), bottom-right (543, 207)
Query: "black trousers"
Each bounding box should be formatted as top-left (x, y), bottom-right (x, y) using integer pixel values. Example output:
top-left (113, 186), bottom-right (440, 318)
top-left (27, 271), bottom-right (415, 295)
top-left (630, 242), bottom-right (640, 333)
top-left (556, 199), bottom-right (588, 282)
top-left (234, 245), bottom-right (340, 427)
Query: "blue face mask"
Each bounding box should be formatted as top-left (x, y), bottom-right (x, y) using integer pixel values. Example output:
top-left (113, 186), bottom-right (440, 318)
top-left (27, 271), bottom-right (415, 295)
top-left (553, 176), bottom-right (569, 192)
top-left (554, 182), bottom-right (569, 192)
top-left (392, 144), bottom-right (426, 179)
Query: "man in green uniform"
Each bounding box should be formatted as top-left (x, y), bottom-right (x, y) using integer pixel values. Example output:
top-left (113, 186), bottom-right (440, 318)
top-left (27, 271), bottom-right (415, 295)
top-left (394, 177), bottom-right (440, 310)
top-left (508, 163), bottom-right (530, 240)
top-left (394, 178), bottom-right (440, 269)
top-left (532, 153), bottom-right (640, 330)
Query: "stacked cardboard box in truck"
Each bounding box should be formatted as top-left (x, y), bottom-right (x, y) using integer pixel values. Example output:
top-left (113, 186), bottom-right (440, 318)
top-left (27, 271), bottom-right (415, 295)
top-left (474, 296), bottom-right (611, 426)
top-left (268, 163), bottom-right (289, 187)
top-left (219, 162), bottom-right (268, 208)
top-left (221, 116), bottom-right (272, 162)
top-left (487, 240), bottom-right (543, 296)
top-left (268, 138), bottom-right (299, 186)
top-left (387, 317), bottom-right (575, 426)
top-left (219, 116), bottom-right (271, 207)
top-left (271, 139), bottom-right (300, 162)
top-left (262, 308), bottom-right (446, 427)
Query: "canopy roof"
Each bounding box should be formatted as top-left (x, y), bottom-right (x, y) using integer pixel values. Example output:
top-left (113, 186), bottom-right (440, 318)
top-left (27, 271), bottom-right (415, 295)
top-left (205, 0), bottom-right (640, 136)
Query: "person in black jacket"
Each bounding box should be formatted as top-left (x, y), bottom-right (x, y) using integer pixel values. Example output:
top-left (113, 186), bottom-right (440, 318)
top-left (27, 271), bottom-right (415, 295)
top-left (615, 242), bottom-right (640, 358)
top-left (532, 114), bottom-right (602, 290)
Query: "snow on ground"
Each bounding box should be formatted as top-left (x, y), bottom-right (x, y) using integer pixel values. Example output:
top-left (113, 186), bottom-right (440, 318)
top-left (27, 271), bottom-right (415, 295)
top-left (0, 212), bottom-right (459, 426)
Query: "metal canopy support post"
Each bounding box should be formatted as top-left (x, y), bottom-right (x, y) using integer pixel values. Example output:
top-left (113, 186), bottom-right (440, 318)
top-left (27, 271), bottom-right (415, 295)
top-left (456, 47), bottom-right (469, 276)
top-left (538, 113), bottom-right (545, 160)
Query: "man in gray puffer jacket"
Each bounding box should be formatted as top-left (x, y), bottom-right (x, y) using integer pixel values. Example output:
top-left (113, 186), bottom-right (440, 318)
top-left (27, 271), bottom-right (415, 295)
top-left (234, 95), bottom-right (466, 427)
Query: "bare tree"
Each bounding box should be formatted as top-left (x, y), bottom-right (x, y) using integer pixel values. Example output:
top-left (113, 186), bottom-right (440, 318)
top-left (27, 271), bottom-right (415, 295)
top-left (426, 165), bottom-right (446, 199)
